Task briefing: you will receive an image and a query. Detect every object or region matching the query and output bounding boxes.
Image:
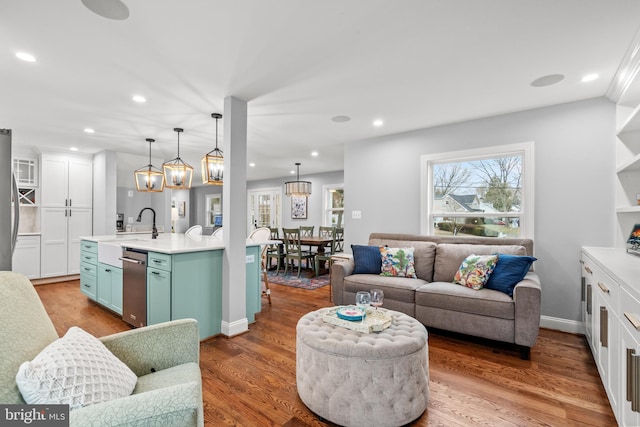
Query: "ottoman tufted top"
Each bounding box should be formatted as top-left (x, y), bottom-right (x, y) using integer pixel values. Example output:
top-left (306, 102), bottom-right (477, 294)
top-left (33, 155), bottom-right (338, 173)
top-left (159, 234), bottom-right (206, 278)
top-left (297, 308), bottom-right (428, 359)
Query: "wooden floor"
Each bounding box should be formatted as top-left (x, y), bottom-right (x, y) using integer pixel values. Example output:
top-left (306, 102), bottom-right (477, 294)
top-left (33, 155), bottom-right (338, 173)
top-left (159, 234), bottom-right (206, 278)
top-left (34, 279), bottom-right (616, 427)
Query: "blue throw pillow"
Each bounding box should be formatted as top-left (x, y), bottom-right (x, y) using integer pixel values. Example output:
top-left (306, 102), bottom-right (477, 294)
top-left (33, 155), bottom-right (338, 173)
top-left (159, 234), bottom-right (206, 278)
top-left (351, 245), bottom-right (382, 274)
top-left (485, 254), bottom-right (537, 297)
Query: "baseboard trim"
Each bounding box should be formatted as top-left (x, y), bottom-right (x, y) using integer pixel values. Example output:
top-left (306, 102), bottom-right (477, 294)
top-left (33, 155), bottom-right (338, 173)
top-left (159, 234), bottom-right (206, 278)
top-left (31, 275), bottom-right (80, 285)
top-left (540, 315), bottom-right (584, 335)
top-left (221, 318), bottom-right (249, 337)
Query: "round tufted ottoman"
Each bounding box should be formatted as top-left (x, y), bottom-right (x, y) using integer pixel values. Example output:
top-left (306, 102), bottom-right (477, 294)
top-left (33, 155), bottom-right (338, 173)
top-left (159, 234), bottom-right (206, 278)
top-left (296, 308), bottom-right (429, 427)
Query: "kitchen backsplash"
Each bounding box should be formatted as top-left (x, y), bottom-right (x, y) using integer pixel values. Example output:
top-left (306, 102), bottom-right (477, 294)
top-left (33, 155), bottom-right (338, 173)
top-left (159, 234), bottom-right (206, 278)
top-left (17, 207), bottom-right (38, 233)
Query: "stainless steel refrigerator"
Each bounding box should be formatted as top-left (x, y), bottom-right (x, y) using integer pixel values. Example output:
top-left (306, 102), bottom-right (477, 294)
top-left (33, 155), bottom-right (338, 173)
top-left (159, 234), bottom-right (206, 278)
top-left (1, 129), bottom-right (20, 270)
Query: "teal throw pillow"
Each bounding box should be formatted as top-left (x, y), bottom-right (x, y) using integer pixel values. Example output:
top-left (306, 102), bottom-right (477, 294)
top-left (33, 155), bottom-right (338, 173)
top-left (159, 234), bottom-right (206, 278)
top-left (485, 254), bottom-right (537, 297)
top-left (351, 245), bottom-right (382, 274)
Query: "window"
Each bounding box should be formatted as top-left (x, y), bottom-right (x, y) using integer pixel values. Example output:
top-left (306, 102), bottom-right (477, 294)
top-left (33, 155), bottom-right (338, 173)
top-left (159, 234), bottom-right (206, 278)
top-left (420, 142), bottom-right (534, 238)
top-left (204, 194), bottom-right (221, 227)
top-left (323, 184), bottom-right (344, 227)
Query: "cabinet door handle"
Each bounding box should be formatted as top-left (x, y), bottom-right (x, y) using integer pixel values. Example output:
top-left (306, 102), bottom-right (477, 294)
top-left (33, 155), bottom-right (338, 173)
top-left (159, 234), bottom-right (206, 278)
top-left (599, 306), bottom-right (608, 348)
top-left (597, 282), bottom-right (610, 294)
top-left (69, 199), bottom-right (72, 206)
top-left (151, 271), bottom-right (160, 275)
top-left (83, 283), bottom-right (90, 288)
top-left (628, 348), bottom-right (635, 404)
top-left (634, 354), bottom-right (640, 412)
top-left (625, 312), bottom-right (640, 331)
top-left (84, 267), bottom-right (91, 271)
top-left (586, 285), bottom-right (592, 315)
top-left (84, 256), bottom-right (91, 260)
top-left (585, 266), bottom-right (593, 274)
top-left (581, 277), bottom-right (585, 302)
top-left (105, 269), bottom-right (111, 272)
top-left (65, 199), bottom-right (68, 207)
top-left (69, 209), bottom-right (71, 217)
top-left (153, 259), bottom-right (162, 264)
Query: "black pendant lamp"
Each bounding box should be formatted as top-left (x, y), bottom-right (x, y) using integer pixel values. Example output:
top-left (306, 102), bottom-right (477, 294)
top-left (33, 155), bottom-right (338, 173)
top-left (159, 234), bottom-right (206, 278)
top-left (134, 138), bottom-right (165, 192)
top-left (162, 128), bottom-right (193, 190)
top-left (201, 113), bottom-right (223, 185)
top-left (285, 163), bottom-right (312, 196)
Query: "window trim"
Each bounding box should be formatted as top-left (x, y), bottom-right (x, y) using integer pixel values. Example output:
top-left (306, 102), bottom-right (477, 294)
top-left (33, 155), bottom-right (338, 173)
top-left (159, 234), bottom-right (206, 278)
top-left (420, 141), bottom-right (534, 238)
top-left (322, 183), bottom-right (344, 227)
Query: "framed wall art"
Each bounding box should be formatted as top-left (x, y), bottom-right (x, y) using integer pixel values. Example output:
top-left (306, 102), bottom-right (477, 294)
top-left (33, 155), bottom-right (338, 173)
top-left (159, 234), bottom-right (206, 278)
top-left (291, 195), bottom-right (308, 219)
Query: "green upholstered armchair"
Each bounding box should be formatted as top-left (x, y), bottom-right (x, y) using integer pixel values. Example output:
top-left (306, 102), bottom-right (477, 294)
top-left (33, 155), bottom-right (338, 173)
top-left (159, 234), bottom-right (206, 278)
top-left (0, 271), bottom-right (204, 426)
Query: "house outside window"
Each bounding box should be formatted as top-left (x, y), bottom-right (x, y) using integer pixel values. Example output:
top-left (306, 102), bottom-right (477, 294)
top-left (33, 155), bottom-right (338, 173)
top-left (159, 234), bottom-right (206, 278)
top-left (323, 184), bottom-right (344, 227)
top-left (420, 142), bottom-right (534, 238)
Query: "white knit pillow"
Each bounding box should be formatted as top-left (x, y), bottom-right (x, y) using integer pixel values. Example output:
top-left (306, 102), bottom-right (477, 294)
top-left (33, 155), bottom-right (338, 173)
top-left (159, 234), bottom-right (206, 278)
top-left (15, 326), bottom-right (137, 409)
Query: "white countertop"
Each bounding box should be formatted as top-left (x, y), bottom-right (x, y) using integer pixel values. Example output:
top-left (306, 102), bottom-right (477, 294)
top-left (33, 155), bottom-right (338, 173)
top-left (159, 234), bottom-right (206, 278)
top-left (80, 233), bottom-right (268, 254)
top-left (582, 246), bottom-right (640, 294)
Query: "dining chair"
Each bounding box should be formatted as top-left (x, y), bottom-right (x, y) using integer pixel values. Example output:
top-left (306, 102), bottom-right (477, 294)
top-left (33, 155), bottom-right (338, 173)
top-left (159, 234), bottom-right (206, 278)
top-left (299, 225), bottom-right (315, 252)
top-left (211, 227), bottom-right (223, 240)
top-left (334, 227), bottom-right (344, 253)
top-left (283, 227), bottom-right (315, 278)
top-left (266, 227), bottom-right (284, 274)
top-left (315, 226), bottom-right (336, 277)
top-left (184, 225), bottom-right (203, 236)
top-left (248, 227), bottom-right (272, 304)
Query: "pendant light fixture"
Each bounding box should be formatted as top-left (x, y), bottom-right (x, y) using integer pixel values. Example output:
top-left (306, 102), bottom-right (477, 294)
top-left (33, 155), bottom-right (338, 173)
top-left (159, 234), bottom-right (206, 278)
top-left (285, 162), bottom-right (312, 196)
top-left (163, 127), bottom-right (193, 190)
top-left (134, 138), bottom-right (165, 192)
top-left (201, 113), bottom-right (224, 185)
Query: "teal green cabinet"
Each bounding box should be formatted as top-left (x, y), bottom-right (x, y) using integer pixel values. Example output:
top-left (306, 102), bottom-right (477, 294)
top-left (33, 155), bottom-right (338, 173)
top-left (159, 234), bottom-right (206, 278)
top-left (245, 245), bottom-right (261, 323)
top-left (97, 263), bottom-right (123, 315)
top-left (147, 267), bottom-right (171, 325)
top-left (80, 240), bottom-right (98, 300)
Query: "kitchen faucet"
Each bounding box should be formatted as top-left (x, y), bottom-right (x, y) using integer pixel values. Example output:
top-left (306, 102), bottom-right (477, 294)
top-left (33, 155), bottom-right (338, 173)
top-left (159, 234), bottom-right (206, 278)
top-left (136, 207), bottom-right (158, 239)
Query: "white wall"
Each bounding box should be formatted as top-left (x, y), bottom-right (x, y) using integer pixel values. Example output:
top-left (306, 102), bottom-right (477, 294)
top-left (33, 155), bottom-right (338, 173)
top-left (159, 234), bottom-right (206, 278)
top-left (344, 97), bottom-right (616, 324)
top-left (93, 150), bottom-right (117, 235)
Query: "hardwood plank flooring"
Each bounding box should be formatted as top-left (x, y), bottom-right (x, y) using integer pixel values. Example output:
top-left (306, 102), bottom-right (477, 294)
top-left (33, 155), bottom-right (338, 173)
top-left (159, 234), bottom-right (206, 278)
top-left (34, 279), bottom-right (615, 426)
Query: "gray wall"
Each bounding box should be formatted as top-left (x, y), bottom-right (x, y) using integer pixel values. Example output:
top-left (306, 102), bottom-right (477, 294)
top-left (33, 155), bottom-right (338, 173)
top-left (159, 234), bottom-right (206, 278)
top-left (344, 97), bottom-right (616, 323)
top-left (116, 187), bottom-right (171, 232)
top-left (247, 170), bottom-right (344, 230)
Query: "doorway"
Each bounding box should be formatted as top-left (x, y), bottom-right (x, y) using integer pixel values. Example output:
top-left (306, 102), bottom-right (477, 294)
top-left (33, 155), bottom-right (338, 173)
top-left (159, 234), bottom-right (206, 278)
top-left (247, 188), bottom-right (282, 234)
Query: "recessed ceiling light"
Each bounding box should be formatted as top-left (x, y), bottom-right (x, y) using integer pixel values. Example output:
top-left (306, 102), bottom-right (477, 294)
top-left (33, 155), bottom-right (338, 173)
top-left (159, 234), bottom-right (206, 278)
top-left (581, 73), bottom-right (599, 83)
top-left (15, 52), bottom-right (36, 62)
top-left (290, 170), bottom-right (296, 174)
top-left (373, 119), bottom-right (384, 127)
top-left (81, 0), bottom-right (130, 20)
top-left (249, 162), bottom-right (255, 167)
top-left (70, 147), bottom-right (79, 152)
top-left (132, 95), bottom-right (146, 103)
top-left (332, 115), bottom-right (351, 123)
top-left (530, 74), bottom-right (565, 87)
top-left (311, 151), bottom-right (319, 157)
top-left (84, 128), bottom-right (95, 134)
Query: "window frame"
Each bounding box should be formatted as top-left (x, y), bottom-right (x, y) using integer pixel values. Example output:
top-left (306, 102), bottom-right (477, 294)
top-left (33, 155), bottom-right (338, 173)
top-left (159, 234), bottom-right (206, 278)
top-left (420, 141), bottom-right (534, 238)
top-left (322, 183), bottom-right (344, 227)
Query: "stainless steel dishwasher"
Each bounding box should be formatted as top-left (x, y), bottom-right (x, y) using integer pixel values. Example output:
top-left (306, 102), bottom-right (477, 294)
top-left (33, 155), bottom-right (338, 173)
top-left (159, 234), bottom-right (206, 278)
top-left (120, 248), bottom-right (147, 327)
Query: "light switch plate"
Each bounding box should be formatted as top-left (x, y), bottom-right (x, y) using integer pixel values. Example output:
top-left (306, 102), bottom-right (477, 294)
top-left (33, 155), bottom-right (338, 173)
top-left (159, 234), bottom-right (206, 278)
top-left (246, 255), bottom-right (255, 263)
top-left (352, 210), bottom-right (362, 219)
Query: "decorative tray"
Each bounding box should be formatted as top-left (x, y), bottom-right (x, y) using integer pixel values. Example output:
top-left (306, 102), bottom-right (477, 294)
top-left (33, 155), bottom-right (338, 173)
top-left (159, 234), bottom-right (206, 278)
top-left (322, 306), bottom-right (392, 333)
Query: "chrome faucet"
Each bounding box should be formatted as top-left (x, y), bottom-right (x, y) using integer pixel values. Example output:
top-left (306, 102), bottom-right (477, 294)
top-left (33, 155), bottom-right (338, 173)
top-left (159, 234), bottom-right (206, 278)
top-left (136, 207), bottom-right (158, 239)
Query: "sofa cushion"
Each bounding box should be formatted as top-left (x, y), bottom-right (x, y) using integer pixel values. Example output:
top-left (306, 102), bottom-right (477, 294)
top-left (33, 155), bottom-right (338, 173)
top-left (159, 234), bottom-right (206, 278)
top-left (16, 326), bottom-right (137, 409)
top-left (351, 245), bottom-right (382, 274)
top-left (453, 254), bottom-right (498, 290)
top-left (344, 274), bottom-right (427, 304)
top-left (380, 247), bottom-right (417, 278)
top-left (485, 254), bottom-right (537, 297)
top-left (368, 239), bottom-right (436, 281)
top-left (433, 244), bottom-right (526, 283)
top-left (415, 282), bottom-right (515, 320)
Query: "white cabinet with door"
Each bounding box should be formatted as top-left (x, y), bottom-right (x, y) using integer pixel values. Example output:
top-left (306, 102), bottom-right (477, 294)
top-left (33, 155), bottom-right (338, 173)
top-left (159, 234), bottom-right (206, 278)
top-left (40, 154), bottom-right (93, 277)
top-left (12, 234), bottom-right (41, 279)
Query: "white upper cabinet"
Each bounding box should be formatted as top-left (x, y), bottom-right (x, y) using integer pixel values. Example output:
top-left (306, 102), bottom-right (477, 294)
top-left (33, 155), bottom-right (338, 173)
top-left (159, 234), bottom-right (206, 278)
top-left (41, 154), bottom-right (93, 208)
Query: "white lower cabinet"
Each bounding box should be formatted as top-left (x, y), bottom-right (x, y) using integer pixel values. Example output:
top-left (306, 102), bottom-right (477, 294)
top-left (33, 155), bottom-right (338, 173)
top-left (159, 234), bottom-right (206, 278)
top-left (41, 207), bottom-right (92, 277)
top-left (12, 235), bottom-right (41, 279)
top-left (582, 247), bottom-right (640, 426)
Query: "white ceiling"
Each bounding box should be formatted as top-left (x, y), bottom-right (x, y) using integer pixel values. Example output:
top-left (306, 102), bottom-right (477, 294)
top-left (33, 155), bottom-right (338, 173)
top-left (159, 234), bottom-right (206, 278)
top-left (2, 0), bottom-right (640, 184)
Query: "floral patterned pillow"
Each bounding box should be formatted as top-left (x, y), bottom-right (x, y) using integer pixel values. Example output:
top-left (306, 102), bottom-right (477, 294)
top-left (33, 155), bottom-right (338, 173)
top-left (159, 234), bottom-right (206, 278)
top-left (453, 254), bottom-right (498, 290)
top-left (379, 247), bottom-right (417, 278)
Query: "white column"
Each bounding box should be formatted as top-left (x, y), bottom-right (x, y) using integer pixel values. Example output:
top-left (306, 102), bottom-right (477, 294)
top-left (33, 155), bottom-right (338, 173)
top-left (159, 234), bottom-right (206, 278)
top-left (221, 96), bottom-right (248, 336)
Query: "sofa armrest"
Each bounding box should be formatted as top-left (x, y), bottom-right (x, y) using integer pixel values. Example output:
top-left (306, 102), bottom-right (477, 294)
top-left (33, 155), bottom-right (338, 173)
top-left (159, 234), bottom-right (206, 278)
top-left (70, 379), bottom-right (202, 427)
top-left (513, 272), bottom-right (542, 348)
top-left (330, 260), bottom-right (354, 305)
top-left (99, 318), bottom-right (199, 377)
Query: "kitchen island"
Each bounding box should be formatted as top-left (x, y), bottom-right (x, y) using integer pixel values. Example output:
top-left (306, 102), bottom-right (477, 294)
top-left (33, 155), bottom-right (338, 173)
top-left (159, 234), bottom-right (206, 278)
top-left (79, 233), bottom-right (263, 340)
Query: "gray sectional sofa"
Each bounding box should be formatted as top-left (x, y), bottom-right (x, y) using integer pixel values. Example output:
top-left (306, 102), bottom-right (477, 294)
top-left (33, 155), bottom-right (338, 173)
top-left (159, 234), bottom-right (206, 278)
top-left (330, 233), bottom-right (541, 359)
